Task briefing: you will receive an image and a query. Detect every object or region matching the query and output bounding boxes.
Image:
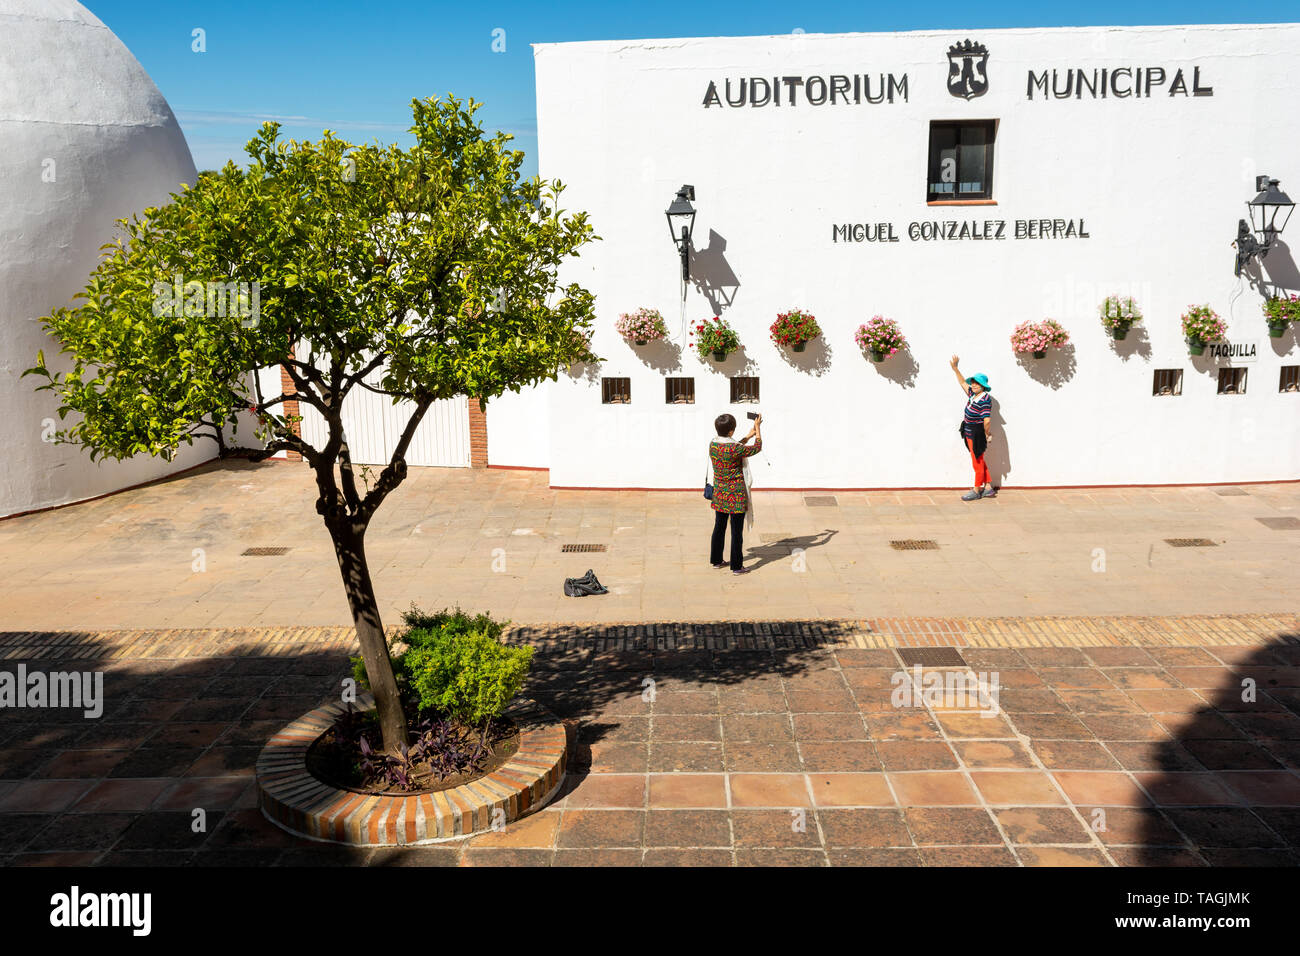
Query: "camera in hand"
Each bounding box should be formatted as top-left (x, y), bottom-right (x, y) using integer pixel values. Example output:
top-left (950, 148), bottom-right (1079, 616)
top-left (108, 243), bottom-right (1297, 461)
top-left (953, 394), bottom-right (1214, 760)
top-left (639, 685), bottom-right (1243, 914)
top-left (746, 411), bottom-right (760, 421)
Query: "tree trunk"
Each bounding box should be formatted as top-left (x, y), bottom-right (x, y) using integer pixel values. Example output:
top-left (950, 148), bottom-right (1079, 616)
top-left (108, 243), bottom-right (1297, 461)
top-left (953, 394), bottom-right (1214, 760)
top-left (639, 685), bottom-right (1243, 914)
top-left (329, 520), bottom-right (408, 754)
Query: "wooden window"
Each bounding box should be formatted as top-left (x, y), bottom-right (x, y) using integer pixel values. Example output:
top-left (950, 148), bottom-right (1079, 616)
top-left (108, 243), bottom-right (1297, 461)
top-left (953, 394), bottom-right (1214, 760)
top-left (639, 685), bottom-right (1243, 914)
top-left (1280, 366), bottom-right (1300, 393)
top-left (1152, 369), bottom-right (1182, 396)
top-left (601, 377), bottom-right (631, 404)
top-left (664, 377), bottom-right (695, 404)
top-left (730, 376), bottom-right (760, 403)
top-left (927, 120), bottom-right (996, 202)
top-left (1217, 368), bottom-right (1248, 395)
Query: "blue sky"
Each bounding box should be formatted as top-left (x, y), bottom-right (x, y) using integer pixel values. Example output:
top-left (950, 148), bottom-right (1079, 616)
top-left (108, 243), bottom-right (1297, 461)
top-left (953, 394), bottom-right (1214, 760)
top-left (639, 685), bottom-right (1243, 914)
top-left (86, 1), bottom-right (1297, 178)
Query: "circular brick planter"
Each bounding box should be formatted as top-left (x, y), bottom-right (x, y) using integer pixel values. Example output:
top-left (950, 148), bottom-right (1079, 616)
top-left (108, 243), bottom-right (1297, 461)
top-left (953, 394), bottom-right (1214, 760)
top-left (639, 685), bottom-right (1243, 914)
top-left (255, 695), bottom-right (567, 846)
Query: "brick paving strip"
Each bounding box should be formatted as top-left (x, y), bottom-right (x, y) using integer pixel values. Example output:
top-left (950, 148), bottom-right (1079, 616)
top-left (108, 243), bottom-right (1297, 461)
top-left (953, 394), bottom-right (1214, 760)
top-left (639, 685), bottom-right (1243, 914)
top-left (2, 613), bottom-right (1296, 660)
top-left (0, 614), bottom-right (1296, 867)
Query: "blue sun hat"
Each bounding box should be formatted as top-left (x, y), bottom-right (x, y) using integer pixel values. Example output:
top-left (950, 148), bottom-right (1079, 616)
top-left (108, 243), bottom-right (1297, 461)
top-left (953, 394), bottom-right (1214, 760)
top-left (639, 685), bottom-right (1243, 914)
top-left (966, 373), bottom-right (991, 392)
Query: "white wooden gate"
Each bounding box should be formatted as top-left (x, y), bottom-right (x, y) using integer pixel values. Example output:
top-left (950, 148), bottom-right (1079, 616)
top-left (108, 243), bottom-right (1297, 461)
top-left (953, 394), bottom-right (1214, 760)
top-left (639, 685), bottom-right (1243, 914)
top-left (298, 364), bottom-right (470, 468)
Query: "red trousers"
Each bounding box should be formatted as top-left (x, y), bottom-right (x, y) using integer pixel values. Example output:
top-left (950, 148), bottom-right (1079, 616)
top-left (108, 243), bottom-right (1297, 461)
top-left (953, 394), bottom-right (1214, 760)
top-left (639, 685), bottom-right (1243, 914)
top-left (965, 437), bottom-right (989, 486)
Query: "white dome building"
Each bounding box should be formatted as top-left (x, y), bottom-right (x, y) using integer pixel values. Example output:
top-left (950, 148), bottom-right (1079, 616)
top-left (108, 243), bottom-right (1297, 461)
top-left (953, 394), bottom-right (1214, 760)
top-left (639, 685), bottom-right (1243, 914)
top-left (0, 0), bottom-right (207, 517)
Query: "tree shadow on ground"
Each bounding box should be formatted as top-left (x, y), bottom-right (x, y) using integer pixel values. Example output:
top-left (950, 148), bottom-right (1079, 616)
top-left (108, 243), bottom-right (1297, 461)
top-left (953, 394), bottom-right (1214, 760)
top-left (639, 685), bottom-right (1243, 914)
top-left (0, 624), bottom-right (835, 865)
top-left (1136, 638), bottom-right (1300, 865)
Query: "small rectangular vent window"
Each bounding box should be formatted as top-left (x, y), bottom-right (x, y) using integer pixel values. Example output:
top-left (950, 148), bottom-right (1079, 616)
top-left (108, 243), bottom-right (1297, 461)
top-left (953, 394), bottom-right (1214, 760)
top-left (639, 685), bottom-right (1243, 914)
top-left (1217, 367), bottom-right (1247, 395)
top-left (1152, 369), bottom-right (1182, 396)
top-left (730, 376), bottom-right (760, 403)
top-left (1280, 366), bottom-right (1300, 393)
top-left (665, 377), bottom-right (695, 404)
top-left (601, 377), bottom-right (631, 404)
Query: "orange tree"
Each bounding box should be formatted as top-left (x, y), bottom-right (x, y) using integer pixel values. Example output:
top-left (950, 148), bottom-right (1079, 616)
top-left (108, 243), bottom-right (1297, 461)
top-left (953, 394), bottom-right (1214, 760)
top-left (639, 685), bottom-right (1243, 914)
top-left (27, 97), bottom-right (598, 752)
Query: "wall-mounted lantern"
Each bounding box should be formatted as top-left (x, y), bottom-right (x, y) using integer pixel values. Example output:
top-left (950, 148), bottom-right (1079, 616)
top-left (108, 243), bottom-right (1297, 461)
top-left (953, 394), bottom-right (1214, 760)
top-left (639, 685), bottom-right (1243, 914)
top-left (1234, 175), bottom-right (1294, 277)
top-left (665, 185), bottom-right (696, 282)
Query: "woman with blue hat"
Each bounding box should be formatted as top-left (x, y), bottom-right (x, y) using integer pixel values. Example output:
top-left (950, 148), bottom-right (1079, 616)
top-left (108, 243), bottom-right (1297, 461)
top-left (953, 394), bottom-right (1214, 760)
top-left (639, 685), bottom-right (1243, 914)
top-left (950, 355), bottom-right (996, 501)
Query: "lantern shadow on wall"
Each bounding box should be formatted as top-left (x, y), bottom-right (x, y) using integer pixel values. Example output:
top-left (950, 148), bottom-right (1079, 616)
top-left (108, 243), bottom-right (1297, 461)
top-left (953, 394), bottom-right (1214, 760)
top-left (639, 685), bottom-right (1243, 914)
top-left (689, 229), bottom-right (741, 315)
top-left (1244, 236), bottom-right (1300, 300)
top-left (1016, 342), bottom-right (1078, 390)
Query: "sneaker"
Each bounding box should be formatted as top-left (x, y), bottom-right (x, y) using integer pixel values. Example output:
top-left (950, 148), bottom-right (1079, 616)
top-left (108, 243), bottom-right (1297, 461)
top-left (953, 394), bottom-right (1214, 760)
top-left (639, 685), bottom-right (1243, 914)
top-left (711, 562), bottom-right (728, 569)
top-left (981, 487), bottom-right (998, 499)
top-left (961, 489), bottom-right (983, 501)
top-left (732, 567), bottom-right (750, 575)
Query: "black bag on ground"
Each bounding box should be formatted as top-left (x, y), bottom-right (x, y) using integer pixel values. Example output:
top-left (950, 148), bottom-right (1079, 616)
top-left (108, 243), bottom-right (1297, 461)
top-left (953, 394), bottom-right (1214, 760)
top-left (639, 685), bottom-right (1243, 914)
top-left (563, 569), bottom-right (609, 597)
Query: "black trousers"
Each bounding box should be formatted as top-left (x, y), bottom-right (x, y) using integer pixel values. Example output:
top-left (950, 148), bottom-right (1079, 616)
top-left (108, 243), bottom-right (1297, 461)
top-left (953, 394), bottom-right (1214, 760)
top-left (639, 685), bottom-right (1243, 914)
top-left (710, 510), bottom-right (745, 570)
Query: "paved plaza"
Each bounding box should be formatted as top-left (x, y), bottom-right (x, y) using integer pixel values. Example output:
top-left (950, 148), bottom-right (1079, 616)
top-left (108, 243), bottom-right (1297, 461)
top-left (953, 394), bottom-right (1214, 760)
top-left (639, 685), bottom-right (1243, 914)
top-left (1, 460), bottom-right (1298, 630)
top-left (0, 462), bottom-right (1297, 866)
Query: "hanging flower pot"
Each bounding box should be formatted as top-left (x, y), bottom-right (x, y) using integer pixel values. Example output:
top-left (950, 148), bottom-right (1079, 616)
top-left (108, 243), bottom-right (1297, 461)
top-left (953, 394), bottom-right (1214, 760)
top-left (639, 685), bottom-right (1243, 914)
top-left (1180, 305), bottom-right (1226, 357)
top-left (1263, 295), bottom-right (1297, 338)
top-left (691, 316), bottom-right (740, 366)
top-left (1011, 319), bottom-right (1070, 358)
top-left (616, 307), bottom-right (669, 348)
top-left (770, 309), bottom-right (820, 353)
top-left (1099, 295), bottom-right (1142, 342)
top-left (854, 316), bottom-right (906, 364)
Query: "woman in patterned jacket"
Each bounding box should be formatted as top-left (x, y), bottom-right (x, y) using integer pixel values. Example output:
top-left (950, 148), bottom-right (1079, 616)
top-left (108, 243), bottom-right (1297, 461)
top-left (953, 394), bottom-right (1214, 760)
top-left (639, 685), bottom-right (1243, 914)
top-left (950, 355), bottom-right (996, 501)
top-left (709, 413), bottom-right (762, 574)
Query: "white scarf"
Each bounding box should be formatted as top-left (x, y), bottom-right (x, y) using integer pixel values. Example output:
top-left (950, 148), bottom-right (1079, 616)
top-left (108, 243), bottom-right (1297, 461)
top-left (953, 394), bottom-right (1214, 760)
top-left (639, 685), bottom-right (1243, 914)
top-left (708, 436), bottom-right (755, 532)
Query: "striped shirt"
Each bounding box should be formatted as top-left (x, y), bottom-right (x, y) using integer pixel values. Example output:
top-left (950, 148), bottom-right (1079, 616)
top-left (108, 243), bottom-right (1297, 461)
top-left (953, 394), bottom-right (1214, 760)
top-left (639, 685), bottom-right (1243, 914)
top-left (963, 391), bottom-right (992, 427)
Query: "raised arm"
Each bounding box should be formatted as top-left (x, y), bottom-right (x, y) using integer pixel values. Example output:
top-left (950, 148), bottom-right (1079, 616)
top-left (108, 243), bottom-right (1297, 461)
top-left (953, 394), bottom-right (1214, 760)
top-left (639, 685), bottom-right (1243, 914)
top-left (742, 414), bottom-right (762, 456)
top-left (950, 355), bottom-right (971, 396)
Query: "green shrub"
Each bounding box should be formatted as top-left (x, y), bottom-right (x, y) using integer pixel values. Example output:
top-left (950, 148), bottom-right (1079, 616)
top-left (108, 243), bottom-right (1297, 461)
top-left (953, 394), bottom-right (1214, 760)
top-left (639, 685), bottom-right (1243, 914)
top-left (349, 606), bottom-right (531, 727)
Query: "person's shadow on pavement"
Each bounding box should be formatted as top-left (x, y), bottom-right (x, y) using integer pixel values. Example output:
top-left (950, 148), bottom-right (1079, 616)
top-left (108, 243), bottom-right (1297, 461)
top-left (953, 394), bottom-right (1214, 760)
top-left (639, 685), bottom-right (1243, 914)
top-left (743, 529), bottom-right (839, 572)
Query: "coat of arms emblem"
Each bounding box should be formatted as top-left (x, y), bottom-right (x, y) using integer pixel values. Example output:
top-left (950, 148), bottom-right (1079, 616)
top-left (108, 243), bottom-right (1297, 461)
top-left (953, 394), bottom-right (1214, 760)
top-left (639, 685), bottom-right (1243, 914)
top-left (947, 39), bottom-right (990, 100)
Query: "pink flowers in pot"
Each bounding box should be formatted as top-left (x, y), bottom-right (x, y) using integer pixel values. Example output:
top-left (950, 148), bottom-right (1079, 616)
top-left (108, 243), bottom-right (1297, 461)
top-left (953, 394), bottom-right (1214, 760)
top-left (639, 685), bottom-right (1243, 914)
top-left (615, 307), bottom-right (668, 344)
top-left (854, 316), bottom-right (906, 361)
top-left (1010, 319), bottom-right (1070, 357)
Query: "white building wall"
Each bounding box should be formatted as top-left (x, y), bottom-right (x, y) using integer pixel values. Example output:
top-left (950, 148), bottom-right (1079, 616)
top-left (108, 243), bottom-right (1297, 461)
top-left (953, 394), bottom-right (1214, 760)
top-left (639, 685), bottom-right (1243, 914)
top-left (486, 382), bottom-right (552, 468)
top-left (525, 24), bottom-right (1300, 488)
top-left (0, 1), bottom-right (208, 516)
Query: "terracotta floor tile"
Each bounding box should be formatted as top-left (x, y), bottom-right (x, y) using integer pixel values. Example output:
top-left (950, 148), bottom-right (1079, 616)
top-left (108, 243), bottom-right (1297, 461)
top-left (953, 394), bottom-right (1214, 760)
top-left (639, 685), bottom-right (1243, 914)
top-left (1011, 714), bottom-right (1093, 740)
top-left (644, 809), bottom-right (731, 847)
top-left (734, 847), bottom-right (826, 866)
top-left (647, 741), bottom-right (724, 773)
top-left (887, 772), bottom-right (978, 807)
top-left (1215, 771), bottom-right (1300, 806)
top-left (1104, 668), bottom-right (1181, 690)
top-left (863, 712), bottom-right (942, 740)
top-left (648, 773), bottom-right (727, 808)
top-left (994, 807), bottom-right (1093, 844)
top-left (730, 808), bottom-right (822, 847)
top-left (721, 714), bottom-right (793, 741)
top-left (934, 712), bottom-right (1016, 738)
top-left (1084, 648), bottom-right (1158, 667)
top-left (1132, 772), bottom-right (1243, 806)
top-left (919, 846), bottom-right (1017, 866)
top-left (1105, 741), bottom-right (1204, 773)
top-left (829, 847), bottom-right (922, 865)
top-left (1052, 772), bottom-right (1150, 807)
top-left (807, 773), bottom-right (894, 807)
top-left (581, 741), bottom-right (650, 774)
top-left (460, 847), bottom-right (552, 867)
top-left (1036, 667), bottom-right (1112, 690)
top-left (798, 742), bottom-right (881, 773)
top-left (1107, 847), bottom-right (1206, 866)
top-left (553, 848), bottom-right (641, 866)
top-left (68, 778), bottom-right (167, 813)
top-left (724, 741), bottom-right (803, 773)
top-left (466, 807), bottom-right (559, 848)
top-left (876, 740), bottom-right (959, 772)
top-left (954, 740), bottom-right (1036, 769)
top-left (818, 807), bottom-right (912, 847)
top-left (969, 771), bottom-right (1066, 806)
top-left (1181, 739), bottom-right (1282, 771)
top-left (792, 713), bottom-right (868, 742)
top-left (1077, 713), bottom-right (1170, 741)
top-left (556, 773), bottom-right (646, 809)
top-left (1016, 846), bottom-right (1109, 866)
top-left (785, 689), bottom-right (858, 714)
top-left (1057, 689), bottom-right (1143, 715)
top-left (1160, 807), bottom-right (1284, 849)
top-left (1124, 689), bottom-right (1207, 714)
top-left (1199, 848), bottom-right (1299, 866)
top-left (555, 809), bottom-right (646, 849)
top-left (728, 773), bottom-right (809, 807)
top-left (650, 715), bottom-right (722, 742)
top-left (643, 848), bottom-right (733, 866)
top-left (1026, 740), bottom-right (1113, 771)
